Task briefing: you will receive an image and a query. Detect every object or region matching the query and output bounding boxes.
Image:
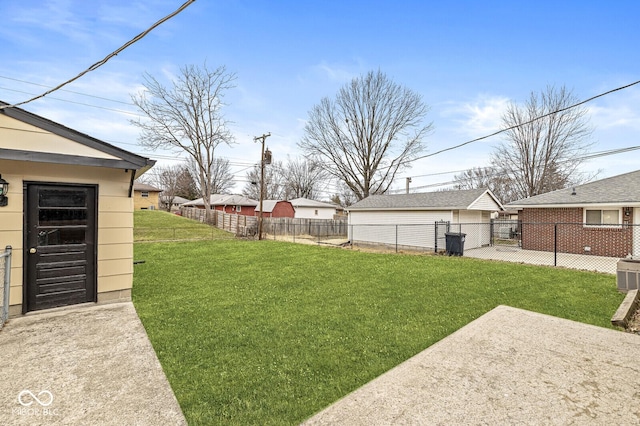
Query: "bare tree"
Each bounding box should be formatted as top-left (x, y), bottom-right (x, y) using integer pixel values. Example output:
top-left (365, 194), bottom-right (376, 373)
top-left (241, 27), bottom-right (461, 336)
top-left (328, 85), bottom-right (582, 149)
top-left (131, 63), bottom-right (236, 217)
top-left (491, 85), bottom-right (593, 201)
top-left (144, 164), bottom-right (183, 211)
top-left (186, 156), bottom-right (235, 195)
top-left (242, 161), bottom-right (285, 200)
top-left (299, 70), bottom-right (432, 201)
top-left (281, 157), bottom-right (329, 199)
top-left (453, 167), bottom-right (516, 204)
top-left (331, 182), bottom-right (358, 207)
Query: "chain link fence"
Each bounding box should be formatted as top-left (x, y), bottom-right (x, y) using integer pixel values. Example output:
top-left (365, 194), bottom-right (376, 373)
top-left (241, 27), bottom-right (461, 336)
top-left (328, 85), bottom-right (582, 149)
top-left (0, 245), bottom-right (13, 329)
top-left (349, 221), bottom-right (638, 274)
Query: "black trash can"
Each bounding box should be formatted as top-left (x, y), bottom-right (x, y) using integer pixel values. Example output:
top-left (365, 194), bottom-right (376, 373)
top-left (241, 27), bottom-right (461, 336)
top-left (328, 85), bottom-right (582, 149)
top-left (445, 232), bottom-right (466, 256)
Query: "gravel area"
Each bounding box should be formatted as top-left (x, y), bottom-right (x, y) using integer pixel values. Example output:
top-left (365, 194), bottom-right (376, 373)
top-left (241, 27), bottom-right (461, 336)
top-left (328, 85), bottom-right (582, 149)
top-left (625, 307), bottom-right (640, 334)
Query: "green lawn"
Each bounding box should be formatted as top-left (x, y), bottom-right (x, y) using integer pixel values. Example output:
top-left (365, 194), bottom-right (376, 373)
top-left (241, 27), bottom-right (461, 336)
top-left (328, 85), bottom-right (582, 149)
top-left (132, 212), bottom-right (623, 425)
top-left (134, 210), bottom-right (234, 242)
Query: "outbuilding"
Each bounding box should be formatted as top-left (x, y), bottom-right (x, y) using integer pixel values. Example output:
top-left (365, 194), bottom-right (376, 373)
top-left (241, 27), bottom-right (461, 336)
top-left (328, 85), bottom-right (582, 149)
top-left (0, 101), bottom-right (154, 315)
top-left (290, 197), bottom-right (339, 219)
top-left (348, 188), bottom-right (503, 251)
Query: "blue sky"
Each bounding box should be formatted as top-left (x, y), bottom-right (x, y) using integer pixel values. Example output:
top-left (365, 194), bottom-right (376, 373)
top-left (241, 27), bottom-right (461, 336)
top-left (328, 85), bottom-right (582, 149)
top-left (1, 0), bottom-right (638, 198)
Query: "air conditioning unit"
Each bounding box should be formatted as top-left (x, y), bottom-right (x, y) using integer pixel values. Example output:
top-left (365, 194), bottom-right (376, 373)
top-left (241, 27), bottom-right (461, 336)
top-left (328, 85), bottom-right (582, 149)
top-left (617, 259), bottom-right (640, 292)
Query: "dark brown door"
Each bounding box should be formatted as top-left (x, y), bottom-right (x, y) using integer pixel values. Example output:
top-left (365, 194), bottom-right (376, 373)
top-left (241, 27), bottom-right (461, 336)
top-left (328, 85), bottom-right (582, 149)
top-left (25, 184), bottom-right (97, 312)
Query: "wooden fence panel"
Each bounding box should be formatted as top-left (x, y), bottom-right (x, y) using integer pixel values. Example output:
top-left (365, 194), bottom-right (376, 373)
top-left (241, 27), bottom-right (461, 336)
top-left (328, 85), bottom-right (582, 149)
top-left (262, 217), bottom-right (348, 237)
top-left (180, 207), bottom-right (257, 236)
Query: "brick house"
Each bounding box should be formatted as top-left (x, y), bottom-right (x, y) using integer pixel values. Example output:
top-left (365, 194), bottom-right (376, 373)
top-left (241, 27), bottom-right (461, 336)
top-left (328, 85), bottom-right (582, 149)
top-left (133, 182), bottom-right (162, 210)
top-left (182, 194), bottom-right (258, 215)
top-left (507, 170), bottom-right (640, 258)
top-left (254, 200), bottom-right (295, 218)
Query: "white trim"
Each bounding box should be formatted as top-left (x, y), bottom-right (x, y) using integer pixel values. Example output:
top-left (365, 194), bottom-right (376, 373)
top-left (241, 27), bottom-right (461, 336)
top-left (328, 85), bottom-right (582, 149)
top-left (583, 207), bottom-right (622, 228)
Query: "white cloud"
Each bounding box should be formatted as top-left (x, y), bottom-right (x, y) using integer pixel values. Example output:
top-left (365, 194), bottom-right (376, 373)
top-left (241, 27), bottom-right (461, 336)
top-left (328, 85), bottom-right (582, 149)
top-left (588, 103), bottom-right (640, 131)
top-left (314, 62), bottom-right (355, 82)
top-left (441, 95), bottom-right (510, 137)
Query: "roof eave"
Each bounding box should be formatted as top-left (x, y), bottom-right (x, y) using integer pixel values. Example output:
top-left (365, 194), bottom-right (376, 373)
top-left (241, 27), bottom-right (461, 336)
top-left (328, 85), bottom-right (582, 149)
top-left (509, 202), bottom-right (640, 209)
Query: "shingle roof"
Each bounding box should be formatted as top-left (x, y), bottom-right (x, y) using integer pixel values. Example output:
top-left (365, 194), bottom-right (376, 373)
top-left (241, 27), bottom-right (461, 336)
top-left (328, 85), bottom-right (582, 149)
top-left (160, 195), bottom-right (191, 204)
top-left (133, 183), bottom-right (162, 192)
top-left (507, 170), bottom-right (640, 207)
top-left (183, 194), bottom-right (258, 207)
top-left (348, 188), bottom-right (499, 211)
top-left (289, 197), bottom-right (337, 209)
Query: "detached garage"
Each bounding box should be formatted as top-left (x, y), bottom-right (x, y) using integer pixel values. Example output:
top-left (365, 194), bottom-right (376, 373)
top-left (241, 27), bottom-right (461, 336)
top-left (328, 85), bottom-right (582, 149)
top-left (348, 188), bottom-right (503, 251)
top-left (0, 101), bottom-right (154, 316)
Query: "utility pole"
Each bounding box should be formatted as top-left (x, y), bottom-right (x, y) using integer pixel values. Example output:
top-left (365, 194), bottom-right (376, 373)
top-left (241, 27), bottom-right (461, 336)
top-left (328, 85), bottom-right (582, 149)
top-left (406, 177), bottom-right (412, 194)
top-left (254, 132), bottom-right (271, 240)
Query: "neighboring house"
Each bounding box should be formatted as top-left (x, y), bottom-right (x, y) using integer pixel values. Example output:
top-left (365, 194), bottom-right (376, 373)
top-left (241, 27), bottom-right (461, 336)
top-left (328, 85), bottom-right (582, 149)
top-left (290, 197), bottom-right (339, 219)
top-left (0, 101), bottom-right (154, 316)
top-left (160, 195), bottom-right (191, 212)
top-left (348, 188), bottom-right (504, 250)
top-left (507, 170), bottom-right (640, 258)
top-left (254, 200), bottom-right (295, 218)
top-left (183, 194), bottom-right (258, 215)
top-left (497, 208), bottom-right (519, 220)
top-left (133, 182), bottom-right (162, 210)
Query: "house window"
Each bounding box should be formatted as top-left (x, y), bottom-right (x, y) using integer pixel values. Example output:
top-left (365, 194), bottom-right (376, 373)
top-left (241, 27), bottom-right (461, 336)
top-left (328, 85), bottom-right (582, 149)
top-left (314, 209), bottom-right (318, 216)
top-left (585, 209), bottom-right (620, 226)
top-left (141, 191), bottom-right (149, 198)
top-left (235, 205), bottom-right (242, 212)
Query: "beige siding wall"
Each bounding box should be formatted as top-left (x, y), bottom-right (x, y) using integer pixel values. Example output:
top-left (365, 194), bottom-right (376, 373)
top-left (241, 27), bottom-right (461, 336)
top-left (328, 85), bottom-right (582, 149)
top-left (0, 159), bottom-right (134, 312)
top-left (0, 115), bottom-right (119, 159)
top-left (133, 190), bottom-right (160, 210)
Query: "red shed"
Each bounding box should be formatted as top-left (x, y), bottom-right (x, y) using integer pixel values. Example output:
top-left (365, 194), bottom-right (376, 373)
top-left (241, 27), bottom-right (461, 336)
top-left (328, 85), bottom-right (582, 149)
top-left (254, 200), bottom-right (295, 218)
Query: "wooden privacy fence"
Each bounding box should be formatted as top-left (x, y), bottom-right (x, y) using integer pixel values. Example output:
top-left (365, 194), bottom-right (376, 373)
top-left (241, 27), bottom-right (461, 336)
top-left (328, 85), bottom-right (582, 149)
top-left (180, 207), bottom-right (258, 237)
top-left (180, 207), bottom-right (348, 239)
top-left (262, 217), bottom-right (348, 238)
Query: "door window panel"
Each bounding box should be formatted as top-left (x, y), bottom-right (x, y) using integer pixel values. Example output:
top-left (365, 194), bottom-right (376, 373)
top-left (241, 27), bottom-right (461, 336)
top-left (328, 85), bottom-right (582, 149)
top-left (38, 228), bottom-right (86, 246)
top-left (39, 209), bottom-right (87, 226)
top-left (39, 189), bottom-right (87, 208)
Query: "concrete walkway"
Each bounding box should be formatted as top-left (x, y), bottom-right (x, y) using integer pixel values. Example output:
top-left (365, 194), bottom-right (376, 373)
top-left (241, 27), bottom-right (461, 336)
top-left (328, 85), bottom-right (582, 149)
top-left (465, 246), bottom-right (619, 274)
top-left (0, 302), bottom-right (186, 425)
top-left (303, 306), bottom-right (640, 425)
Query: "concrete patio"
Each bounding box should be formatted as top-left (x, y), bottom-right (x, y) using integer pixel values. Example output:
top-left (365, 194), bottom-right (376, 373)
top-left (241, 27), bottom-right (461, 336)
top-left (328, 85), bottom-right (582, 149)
top-left (464, 245), bottom-right (619, 274)
top-left (303, 305), bottom-right (640, 425)
top-left (0, 302), bottom-right (186, 425)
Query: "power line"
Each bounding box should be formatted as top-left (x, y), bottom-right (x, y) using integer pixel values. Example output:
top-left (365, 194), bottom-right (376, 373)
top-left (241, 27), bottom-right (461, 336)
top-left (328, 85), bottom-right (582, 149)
top-left (402, 79), bottom-right (640, 165)
top-left (0, 86), bottom-right (142, 116)
top-left (391, 144), bottom-right (640, 194)
top-left (0, 75), bottom-right (134, 106)
top-left (0, 0), bottom-right (196, 110)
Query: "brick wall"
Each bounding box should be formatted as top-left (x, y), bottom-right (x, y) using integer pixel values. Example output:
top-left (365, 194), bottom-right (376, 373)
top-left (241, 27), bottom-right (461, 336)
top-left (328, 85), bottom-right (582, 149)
top-left (133, 190), bottom-right (159, 210)
top-left (520, 208), bottom-right (633, 257)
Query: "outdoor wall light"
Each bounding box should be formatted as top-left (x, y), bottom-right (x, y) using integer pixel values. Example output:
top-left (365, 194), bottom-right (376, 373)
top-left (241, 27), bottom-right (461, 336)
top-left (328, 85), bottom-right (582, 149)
top-left (0, 175), bottom-right (9, 207)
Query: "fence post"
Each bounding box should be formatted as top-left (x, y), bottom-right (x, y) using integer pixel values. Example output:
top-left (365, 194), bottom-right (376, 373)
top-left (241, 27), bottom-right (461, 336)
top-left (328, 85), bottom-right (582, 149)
top-left (434, 221), bottom-right (438, 253)
top-left (395, 225), bottom-right (398, 253)
top-left (554, 223), bottom-right (558, 267)
top-left (2, 246), bottom-right (12, 323)
top-left (490, 220), bottom-right (494, 246)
